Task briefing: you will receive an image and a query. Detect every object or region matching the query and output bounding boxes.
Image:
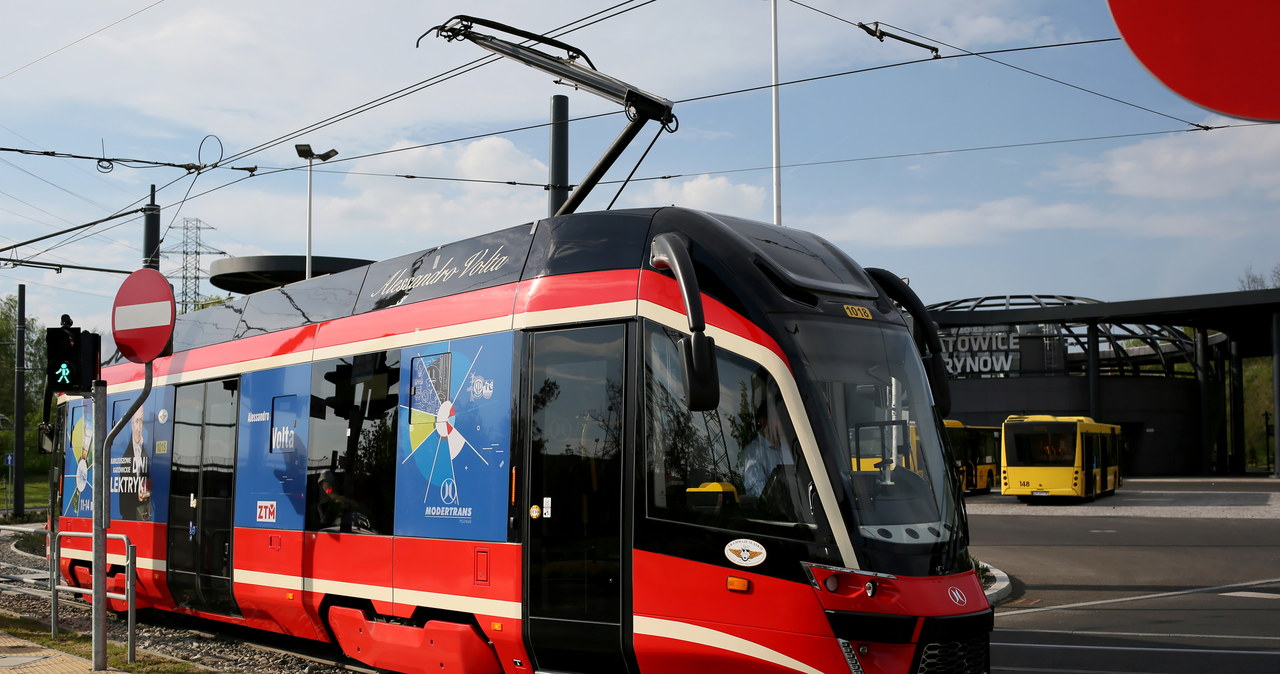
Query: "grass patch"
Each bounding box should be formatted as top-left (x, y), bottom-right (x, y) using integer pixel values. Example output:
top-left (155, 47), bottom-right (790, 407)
top-left (1, 511), bottom-right (50, 555)
top-left (15, 529), bottom-right (46, 555)
top-left (0, 471), bottom-right (52, 512)
top-left (0, 612), bottom-right (208, 673)
top-left (971, 555), bottom-right (995, 588)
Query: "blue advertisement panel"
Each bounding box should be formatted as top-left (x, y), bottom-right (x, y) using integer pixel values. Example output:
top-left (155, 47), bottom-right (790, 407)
top-left (396, 332), bottom-right (513, 541)
top-left (62, 399), bottom-right (93, 518)
top-left (106, 388), bottom-right (175, 522)
top-left (234, 364), bottom-right (310, 529)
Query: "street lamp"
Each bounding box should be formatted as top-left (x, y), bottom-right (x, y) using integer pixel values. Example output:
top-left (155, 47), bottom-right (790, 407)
top-left (295, 143), bottom-right (339, 279)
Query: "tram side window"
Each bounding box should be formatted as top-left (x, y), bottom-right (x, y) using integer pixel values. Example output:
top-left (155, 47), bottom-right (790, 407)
top-left (642, 322), bottom-right (819, 542)
top-left (307, 350), bottom-right (400, 533)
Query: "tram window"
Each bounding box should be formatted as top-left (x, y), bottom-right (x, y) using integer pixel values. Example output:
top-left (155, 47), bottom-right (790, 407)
top-left (306, 350), bottom-right (400, 534)
top-left (642, 322), bottom-right (818, 542)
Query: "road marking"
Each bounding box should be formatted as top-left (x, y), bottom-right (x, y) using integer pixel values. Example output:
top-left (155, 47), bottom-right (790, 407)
top-left (994, 642), bottom-right (1280, 656)
top-left (1221, 591), bottom-right (1280, 600)
top-left (993, 668), bottom-right (1151, 674)
top-left (997, 627), bottom-right (1280, 642)
top-left (997, 577), bottom-right (1280, 617)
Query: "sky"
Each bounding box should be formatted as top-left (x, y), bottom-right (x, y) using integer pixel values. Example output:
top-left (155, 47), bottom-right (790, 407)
top-left (3, 1), bottom-right (1278, 339)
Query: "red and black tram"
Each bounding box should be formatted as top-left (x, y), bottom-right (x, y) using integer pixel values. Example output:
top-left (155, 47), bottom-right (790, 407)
top-left (54, 206), bottom-right (990, 673)
top-left (50, 15), bottom-right (990, 674)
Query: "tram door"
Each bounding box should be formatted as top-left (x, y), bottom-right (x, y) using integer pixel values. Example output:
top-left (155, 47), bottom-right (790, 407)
top-left (166, 379), bottom-right (240, 615)
top-left (525, 325), bottom-right (631, 673)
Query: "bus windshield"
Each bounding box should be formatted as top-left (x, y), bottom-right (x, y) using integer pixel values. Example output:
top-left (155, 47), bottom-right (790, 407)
top-left (1005, 422), bottom-right (1077, 467)
top-left (789, 319), bottom-right (965, 570)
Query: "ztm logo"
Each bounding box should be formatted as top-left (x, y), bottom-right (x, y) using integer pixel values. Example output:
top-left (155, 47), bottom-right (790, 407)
top-left (256, 501), bottom-right (277, 523)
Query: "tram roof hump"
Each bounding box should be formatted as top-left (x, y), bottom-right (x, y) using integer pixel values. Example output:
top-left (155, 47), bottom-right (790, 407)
top-left (132, 207), bottom-right (883, 361)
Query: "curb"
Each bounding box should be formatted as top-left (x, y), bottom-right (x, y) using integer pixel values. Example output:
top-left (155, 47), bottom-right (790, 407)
top-left (983, 565), bottom-right (1012, 606)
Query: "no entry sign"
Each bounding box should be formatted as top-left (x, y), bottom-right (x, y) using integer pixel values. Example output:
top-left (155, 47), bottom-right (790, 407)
top-left (1109, 0), bottom-right (1280, 122)
top-left (112, 268), bottom-right (176, 364)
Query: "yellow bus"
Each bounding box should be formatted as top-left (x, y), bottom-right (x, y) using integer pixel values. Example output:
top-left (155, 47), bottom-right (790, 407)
top-left (944, 420), bottom-right (1000, 494)
top-left (1001, 415), bottom-right (1121, 501)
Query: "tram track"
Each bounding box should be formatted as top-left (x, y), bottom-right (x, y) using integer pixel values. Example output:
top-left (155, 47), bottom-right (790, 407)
top-left (1, 528), bottom-right (372, 673)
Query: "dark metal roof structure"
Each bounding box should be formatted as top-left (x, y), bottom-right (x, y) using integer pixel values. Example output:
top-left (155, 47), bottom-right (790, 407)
top-left (209, 255), bottom-right (373, 295)
top-left (929, 289), bottom-right (1280, 360)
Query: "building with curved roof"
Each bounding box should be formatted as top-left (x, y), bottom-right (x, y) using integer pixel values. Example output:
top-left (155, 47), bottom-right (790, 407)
top-left (927, 290), bottom-right (1280, 476)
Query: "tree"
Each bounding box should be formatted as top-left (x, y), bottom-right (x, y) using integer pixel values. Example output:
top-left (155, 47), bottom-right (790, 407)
top-left (1238, 263), bottom-right (1280, 291)
top-left (0, 294), bottom-right (52, 482)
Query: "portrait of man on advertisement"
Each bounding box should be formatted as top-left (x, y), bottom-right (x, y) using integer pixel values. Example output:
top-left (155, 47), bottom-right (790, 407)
top-left (117, 408), bottom-right (153, 521)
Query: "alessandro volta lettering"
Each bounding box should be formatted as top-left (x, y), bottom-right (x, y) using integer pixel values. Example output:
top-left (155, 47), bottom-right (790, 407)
top-left (370, 246), bottom-right (511, 299)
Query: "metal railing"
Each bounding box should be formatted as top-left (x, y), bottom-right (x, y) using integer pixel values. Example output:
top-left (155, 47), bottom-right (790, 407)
top-left (0, 525), bottom-right (136, 664)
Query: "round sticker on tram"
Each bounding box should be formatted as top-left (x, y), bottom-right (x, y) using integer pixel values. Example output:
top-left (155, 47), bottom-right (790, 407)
top-left (947, 586), bottom-right (968, 607)
top-left (724, 539), bottom-right (767, 567)
top-left (529, 505), bottom-right (541, 519)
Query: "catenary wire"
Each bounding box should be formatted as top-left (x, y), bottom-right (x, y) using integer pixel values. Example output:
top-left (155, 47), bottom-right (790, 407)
top-left (596, 123), bottom-right (1268, 185)
top-left (9, 32), bottom-right (1246, 263)
top-left (873, 21), bottom-right (1211, 129)
top-left (781, 1), bottom-right (1209, 130)
top-left (16, 0), bottom-right (659, 263)
top-left (4, 1), bottom-right (661, 267)
top-left (215, 0), bottom-right (658, 168)
top-left (0, 0), bottom-right (169, 82)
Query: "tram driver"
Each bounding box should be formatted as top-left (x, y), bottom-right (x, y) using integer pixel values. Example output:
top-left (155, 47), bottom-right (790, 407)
top-left (316, 470), bottom-right (373, 533)
top-left (740, 384), bottom-right (795, 501)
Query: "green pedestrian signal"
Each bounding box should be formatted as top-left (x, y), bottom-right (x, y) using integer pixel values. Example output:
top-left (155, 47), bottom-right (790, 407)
top-left (46, 316), bottom-right (99, 394)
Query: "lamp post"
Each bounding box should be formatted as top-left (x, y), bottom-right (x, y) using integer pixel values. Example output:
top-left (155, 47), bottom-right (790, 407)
top-left (295, 143), bottom-right (338, 279)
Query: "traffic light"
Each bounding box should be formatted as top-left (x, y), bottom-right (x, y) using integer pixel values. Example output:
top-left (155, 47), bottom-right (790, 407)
top-left (46, 322), bottom-right (100, 394)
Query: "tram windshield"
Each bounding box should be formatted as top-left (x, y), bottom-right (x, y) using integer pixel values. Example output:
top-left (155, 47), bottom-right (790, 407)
top-left (789, 319), bottom-right (965, 572)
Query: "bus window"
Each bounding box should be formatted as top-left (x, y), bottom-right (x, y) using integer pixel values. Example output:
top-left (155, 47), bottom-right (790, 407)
top-left (1006, 423), bottom-right (1076, 467)
top-left (307, 350), bottom-right (400, 533)
top-left (642, 322), bottom-right (819, 541)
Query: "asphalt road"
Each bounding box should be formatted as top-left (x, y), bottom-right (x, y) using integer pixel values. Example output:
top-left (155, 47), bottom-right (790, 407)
top-left (967, 477), bottom-right (1280, 674)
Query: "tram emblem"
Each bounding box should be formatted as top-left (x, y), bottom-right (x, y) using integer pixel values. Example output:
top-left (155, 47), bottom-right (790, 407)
top-left (468, 373), bottom-right (494, 401)
top-left (439, 478), bottom-right (459, 505)
top-left (724, 538), bottom-right (767, 567)
top-left (947, 586), bottom-right (968, 606)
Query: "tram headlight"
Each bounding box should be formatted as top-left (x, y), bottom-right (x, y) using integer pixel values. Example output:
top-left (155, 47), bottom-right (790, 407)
top-left (823, 575), bottom-right (841, 593)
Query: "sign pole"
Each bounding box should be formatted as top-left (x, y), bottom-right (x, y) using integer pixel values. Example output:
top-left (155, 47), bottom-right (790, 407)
top-left (91, 379), bottom-right (108, 670)
top-left (91, 268), bottom-right (175, 671)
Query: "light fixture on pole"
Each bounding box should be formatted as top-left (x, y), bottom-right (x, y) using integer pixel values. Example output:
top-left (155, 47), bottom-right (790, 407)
top-left (295, 143), bottom-right (339, 280)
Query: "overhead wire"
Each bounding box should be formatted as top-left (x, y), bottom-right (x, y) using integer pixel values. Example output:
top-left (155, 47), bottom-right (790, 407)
top-left (876, 21), bottom-right (1212, 130)
top-left (194, 37), bottom-right (1147, 189)
top-left (783, 0), bottom-right (1210, 130)
top-left (11, 0), bottom-right (660, 267)
top-left (0, 0), bottom-right (169, 82)
top-left (9, 8), bottom-right (1258, 270)
top-left (62, 35), bottom-right (1254, 220)
top-left (595, 122), bottom-right (1270, 185)
top-left (215, 0), bottom-right (658, 168)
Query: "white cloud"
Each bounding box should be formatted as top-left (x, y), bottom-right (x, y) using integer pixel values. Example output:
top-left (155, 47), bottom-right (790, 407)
top-left (1046, 119), bottom-right (1280, 200)
top-left (627, 174), bottom-right (766, 219)
top-left (800, 195), bottom-right (1242, 249)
